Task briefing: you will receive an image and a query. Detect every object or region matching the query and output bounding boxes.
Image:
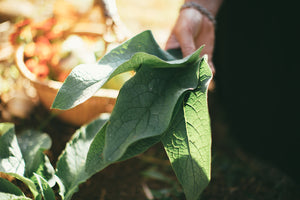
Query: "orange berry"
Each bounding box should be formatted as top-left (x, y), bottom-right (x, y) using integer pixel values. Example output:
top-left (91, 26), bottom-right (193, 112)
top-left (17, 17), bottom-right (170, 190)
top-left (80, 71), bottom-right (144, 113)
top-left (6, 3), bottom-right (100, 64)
top-left (24, 42), bottom-right (36, 57)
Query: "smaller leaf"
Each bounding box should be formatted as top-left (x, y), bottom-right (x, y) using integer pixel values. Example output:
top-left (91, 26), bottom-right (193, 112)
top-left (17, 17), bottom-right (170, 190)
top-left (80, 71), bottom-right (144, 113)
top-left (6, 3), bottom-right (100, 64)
top-left (53, 175), bottom-right (65, 200)
top-left (30, 154), bottom-right (56, 187)
top-left (17, 130), bottom-right (54, 185)
top-left (0, 123), bottom-right (25, 176)
top-left (0, 177), bottom-right (24, 196)
top-left (34, 173), bottom-right (56, 200)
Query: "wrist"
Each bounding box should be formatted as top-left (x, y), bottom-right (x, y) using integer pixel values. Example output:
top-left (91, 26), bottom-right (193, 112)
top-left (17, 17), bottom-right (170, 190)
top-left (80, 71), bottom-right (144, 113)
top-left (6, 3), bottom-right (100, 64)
top-left (181, 2), bottom-right (216, 26)
top-left (183, 0), bottom-right (222, 17)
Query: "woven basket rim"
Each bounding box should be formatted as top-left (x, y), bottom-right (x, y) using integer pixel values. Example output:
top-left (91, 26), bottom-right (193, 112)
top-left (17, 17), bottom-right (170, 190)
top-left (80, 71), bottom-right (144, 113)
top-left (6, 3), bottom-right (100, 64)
top-left (15, 45), bottom-right (119, 98)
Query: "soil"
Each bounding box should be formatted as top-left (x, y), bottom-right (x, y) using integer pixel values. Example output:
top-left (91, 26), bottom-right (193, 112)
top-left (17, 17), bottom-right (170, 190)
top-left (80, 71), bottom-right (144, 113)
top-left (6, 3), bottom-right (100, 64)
top-left (2, 91), bottom-right (299, 200)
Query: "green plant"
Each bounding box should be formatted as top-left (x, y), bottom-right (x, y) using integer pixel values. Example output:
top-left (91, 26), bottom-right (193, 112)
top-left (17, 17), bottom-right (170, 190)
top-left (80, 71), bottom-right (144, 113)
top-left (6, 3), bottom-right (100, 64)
top-left (0, 30), bottom-right (212, 200)
top-left (0, 123), bottom-right (55, 200)
top-left (0, 116), bottom-right (108, 200)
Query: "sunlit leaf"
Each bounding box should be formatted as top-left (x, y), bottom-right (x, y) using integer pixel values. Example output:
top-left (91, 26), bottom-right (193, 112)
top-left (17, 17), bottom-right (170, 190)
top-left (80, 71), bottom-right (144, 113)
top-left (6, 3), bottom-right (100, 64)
top-left (162, 58), bottom-right (212, 200)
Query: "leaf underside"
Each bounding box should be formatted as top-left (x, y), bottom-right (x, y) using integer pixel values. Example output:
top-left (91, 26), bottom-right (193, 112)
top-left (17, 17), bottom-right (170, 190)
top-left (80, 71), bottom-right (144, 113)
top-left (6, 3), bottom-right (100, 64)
top-left (162, 58), bottom-right (212, 200)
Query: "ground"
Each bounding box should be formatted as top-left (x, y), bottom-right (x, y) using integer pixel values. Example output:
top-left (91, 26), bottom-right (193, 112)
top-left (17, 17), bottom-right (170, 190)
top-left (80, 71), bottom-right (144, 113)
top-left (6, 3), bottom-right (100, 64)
top-left (5, 91), bottom-right (298, 200)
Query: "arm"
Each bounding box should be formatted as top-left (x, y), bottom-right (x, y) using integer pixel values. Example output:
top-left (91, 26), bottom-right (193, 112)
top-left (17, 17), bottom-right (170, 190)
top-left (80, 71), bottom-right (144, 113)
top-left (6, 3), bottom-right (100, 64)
top-left (165, 0), bottom-right (223, 73)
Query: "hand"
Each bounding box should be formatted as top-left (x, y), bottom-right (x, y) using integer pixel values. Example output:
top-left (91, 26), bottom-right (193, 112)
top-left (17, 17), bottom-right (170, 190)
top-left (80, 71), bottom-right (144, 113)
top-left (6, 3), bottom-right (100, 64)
top-left (165, 8), bottom-right (216, 73)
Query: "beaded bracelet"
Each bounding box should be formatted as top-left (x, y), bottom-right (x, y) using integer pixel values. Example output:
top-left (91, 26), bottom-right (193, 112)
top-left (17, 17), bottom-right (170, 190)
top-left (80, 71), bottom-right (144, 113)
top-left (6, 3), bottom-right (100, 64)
top-left (180, 2), bottom-right (216, 26)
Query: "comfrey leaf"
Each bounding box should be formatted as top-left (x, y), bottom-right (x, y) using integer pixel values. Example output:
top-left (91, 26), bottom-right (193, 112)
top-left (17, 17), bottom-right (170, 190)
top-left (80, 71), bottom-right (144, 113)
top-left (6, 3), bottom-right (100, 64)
top-left (51, 30), bottom-right (212, 200)
top-left (162, 58), bottom-right (212, 200)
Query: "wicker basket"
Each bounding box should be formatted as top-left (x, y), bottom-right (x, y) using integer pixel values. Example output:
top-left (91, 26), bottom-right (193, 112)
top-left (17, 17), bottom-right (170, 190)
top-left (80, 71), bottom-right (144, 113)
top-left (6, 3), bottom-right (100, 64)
top-left (15, 45), bottom-right (118, 126)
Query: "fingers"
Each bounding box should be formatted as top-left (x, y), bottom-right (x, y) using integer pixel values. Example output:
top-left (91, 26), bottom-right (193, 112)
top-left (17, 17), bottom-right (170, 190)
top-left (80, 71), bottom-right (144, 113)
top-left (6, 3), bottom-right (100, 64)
top-left (165, 29), bottom-right (196, 58)
top-left (165, 34), bottom-right (180, 50)
top-left (165, 30), bottom-right (196, 58)
top-left (165, 28), bottom-right (196, 58)
top-left (176, 28), bottom-right (196, 57)
top-left (172, 9), bottom-right (201, 57)
top-left (195, 16), bottom-right (216, 74)
top-left (165, 9), bottom-right (216, 74)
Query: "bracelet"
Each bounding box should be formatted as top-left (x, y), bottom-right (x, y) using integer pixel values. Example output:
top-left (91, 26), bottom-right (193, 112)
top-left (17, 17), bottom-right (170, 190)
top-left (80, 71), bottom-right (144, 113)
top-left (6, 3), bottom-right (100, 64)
top-left (180, 2), bottom-right (216, 26)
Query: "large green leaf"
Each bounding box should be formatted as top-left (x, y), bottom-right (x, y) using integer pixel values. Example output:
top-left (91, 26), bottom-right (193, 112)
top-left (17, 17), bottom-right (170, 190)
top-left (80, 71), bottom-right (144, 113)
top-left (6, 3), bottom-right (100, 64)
top-left (51, 30), bottom-right (212, 200)
top-left (17, 130), bottom-right (55, 186)
top-left (51, 30), bottom-right (202, 110)
top-left (161, 58), bottom-right (212, 200)
top-left (85, 49), bottom-right (208, 199)
top-left (86, 60), bottom-right (203, 170)
top-left (0, 123), bottom-right (25, 176)
top-left (55, 116), bottom-right (108, 200)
